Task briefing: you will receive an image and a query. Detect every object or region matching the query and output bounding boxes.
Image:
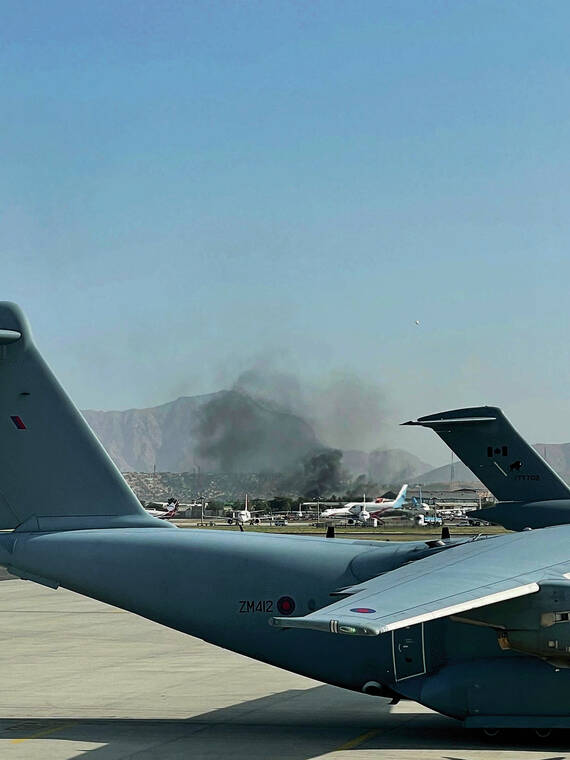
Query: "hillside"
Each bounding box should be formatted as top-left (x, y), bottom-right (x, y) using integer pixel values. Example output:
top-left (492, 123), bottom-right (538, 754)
top-left (83, 393), bottom-right (570, 493)
top-left (83, 392), bottom-right (435, 487)
top-left (83, 391), bottom-right (320, 473)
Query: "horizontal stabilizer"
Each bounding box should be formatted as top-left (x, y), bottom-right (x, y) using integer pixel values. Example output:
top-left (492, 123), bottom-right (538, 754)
top-left (403, 406), bottom-right (570, 502)
top-left (271, 525), bottom-right (570, 636)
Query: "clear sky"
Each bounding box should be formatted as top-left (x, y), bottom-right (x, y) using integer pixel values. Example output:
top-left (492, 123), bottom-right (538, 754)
top-left (3, 1), bottom-right (570, 464)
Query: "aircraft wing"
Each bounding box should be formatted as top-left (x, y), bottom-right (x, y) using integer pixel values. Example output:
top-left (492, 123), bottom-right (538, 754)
top-left (270, 526), bottom-right (570, 636)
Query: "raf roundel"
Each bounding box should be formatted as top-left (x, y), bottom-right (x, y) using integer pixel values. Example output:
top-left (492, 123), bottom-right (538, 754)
top-left (350, 607), bottom-right (376, 614)
top-left (276, 596), bottom-right (296, 616)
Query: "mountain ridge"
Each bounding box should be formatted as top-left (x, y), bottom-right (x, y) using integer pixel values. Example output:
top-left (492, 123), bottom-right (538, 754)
top-left (82, 393), bottom-right (570, 488)
top-left (82, 392), bottom-right (435, 484)
top-left (83, 390), bottom-right (320, 474)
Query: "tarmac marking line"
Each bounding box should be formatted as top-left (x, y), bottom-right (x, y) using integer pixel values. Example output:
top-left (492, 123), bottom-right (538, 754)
top-left (10, 721), bottom-right (77, 744)
top-left (332, 728), bottom-right (380, 752)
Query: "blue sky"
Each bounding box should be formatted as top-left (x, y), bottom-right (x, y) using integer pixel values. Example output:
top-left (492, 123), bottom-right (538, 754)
top-left (3, 1), bottom-right (570, 463)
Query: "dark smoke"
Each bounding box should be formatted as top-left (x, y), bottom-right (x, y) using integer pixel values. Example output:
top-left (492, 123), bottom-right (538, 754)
top-left (194, 359), bottom-right (390, 494)
top-left (229, 363), bottom-right (390, 453)
top-left (195, 387), bottom-right (319, 475)
top-left (195, 391), bottom-right (260, 473)
top-left (233, 365), bottom-right (304, 414)
top-left (300, 448), bottom-right (343, 498)
top-left (311, 371), bottom-right (389, 452)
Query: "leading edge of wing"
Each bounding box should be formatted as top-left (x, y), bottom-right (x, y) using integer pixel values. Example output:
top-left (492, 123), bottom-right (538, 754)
top-left (270, 580), bottom-right (539, 636)
top-left (270, 526), bottom-right (570, 636)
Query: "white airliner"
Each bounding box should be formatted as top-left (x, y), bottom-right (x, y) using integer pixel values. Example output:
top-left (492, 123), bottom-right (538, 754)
top-left (321, 484), bottom-right (408, 525)
top-left (227, 495), bottom-right (264, 526)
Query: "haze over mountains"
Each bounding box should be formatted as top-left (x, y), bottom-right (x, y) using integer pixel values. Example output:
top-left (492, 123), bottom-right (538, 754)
top-left (83, 391), bottom-right (434, 485)
top-left (83, 391), bottom-right (319, 474)
top-left (342, 449), bottom-right (433, 484)
top-left (83, 393), bottom-right (570, 488)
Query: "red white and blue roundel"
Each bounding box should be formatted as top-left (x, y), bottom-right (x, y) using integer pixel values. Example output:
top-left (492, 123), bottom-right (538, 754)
top-left (350, 607), bottom-right (376, 614)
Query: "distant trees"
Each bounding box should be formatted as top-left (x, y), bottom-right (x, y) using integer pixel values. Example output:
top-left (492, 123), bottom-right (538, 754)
top-left (267, 496), bottom-right (295, 513)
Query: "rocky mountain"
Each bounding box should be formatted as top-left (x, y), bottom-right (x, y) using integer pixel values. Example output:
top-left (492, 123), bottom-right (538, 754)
top-left (83, 392), bottom-right (435, 485)
top-left (417, 443), bottom-right (570, 487)
top-left (85, 393), bottom-right (570, 491)
top-left (83, 391), bottom-right (321, 473)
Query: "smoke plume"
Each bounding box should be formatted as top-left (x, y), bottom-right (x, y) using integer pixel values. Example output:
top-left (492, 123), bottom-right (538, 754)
top-left (193, 357), bottom-right (391, 495)
top-left (299, 448), bottom-right (343, 498)
top-left (221, 359), bottom-right (390, 452)
top-left (195, 391), bottom-right (260, 473)
top-left (311, 371), bottom-right (389, 452)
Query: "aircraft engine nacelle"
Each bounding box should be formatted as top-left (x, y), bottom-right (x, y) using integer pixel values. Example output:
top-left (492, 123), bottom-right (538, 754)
top-left (347, 518), bottom-right (355, 525)
top-left (253, 518), bottom-right (260, 525)
top-left (360, 512), bottom-right (370, 522)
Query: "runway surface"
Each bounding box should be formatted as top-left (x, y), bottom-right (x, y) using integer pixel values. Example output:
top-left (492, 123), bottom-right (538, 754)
top-left (0, 580), bottom-right (566, 759)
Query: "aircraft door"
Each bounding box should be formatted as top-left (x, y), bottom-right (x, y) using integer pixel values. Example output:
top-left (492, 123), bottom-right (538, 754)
top-left (392, 624), bottom-right (426, 681)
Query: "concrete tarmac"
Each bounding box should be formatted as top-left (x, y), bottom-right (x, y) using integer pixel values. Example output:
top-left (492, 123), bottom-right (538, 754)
top-left (0, 580), bottom-right (566, 759)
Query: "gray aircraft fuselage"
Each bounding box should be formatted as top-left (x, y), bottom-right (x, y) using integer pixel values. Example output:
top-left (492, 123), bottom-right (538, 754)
top-left (2, 528), bottom-right (413, 689)
top-left (4, 525), bottom-right (570, 724)
top-left (4, 302), bottom-right (570, 732)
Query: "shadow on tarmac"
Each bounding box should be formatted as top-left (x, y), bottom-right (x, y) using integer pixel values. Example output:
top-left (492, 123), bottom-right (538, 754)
top-left (0, 686), bottom-right (568, 759)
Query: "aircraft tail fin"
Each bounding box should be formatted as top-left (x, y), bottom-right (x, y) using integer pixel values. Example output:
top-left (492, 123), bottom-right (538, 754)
top-left (393, 484), bottom-right (408, 509)
top-left (0, 303), bottom-right (162, 531)
top-left (404, 407), bottom-right (570, 502)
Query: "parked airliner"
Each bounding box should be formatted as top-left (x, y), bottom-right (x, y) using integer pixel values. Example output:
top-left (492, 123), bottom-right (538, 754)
top-left (321, 484), bottom-right (408, 525)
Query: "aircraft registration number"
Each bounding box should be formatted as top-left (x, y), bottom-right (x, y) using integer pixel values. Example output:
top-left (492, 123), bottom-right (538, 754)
top-left (239, 600), bottom-right (273, 613)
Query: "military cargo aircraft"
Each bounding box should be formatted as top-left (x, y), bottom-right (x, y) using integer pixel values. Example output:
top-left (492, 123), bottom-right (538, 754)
top-left (2, 302), bottom-right (570, 736)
